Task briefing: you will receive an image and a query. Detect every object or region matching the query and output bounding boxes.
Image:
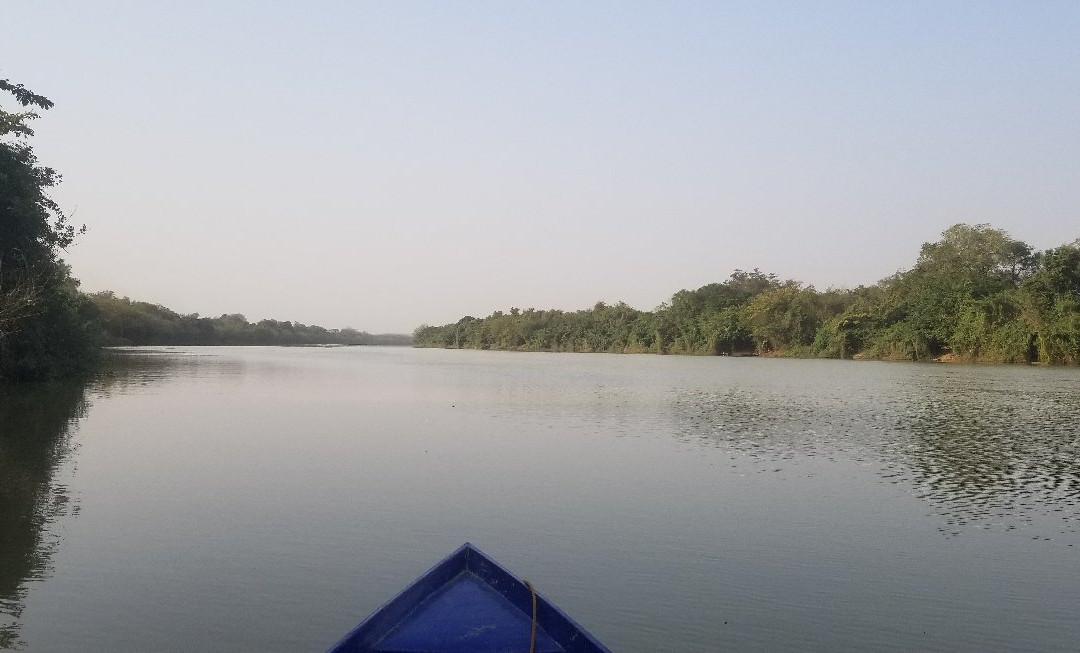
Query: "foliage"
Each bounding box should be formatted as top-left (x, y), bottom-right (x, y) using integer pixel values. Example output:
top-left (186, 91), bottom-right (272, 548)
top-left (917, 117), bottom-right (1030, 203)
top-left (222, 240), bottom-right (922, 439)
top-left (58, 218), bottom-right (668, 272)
top-left (1, 79), bottom-right (97, 380)
top-left (416, 225), bottom-right (1080, 365)
top-left (884, 224), bottom-right (1036, 354)
top-left (744, 283), bottom-right (831, 353)
top-left (1024, 243), bottom-right (1080, 364)
top-left (415, 302), bottom-right (657, 354)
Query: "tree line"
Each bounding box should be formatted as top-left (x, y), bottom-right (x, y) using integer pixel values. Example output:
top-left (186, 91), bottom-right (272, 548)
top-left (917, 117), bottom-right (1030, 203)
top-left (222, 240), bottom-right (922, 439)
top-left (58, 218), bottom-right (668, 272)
top-left (89, 292), bottom-right (411, 347)
top-left (415, 224), bottom-right (1080, 364)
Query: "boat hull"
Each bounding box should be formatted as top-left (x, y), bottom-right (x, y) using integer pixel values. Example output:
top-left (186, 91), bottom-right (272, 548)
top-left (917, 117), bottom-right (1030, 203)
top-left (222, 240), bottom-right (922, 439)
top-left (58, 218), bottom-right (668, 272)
top-left (328, 543), bottom-right (610, 653)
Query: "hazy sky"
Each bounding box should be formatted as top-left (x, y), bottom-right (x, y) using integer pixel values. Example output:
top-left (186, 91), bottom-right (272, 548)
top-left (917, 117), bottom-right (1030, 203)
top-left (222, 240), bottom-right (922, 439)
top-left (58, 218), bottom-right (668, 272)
top-left (3, 2), bottom-right (1078, 333)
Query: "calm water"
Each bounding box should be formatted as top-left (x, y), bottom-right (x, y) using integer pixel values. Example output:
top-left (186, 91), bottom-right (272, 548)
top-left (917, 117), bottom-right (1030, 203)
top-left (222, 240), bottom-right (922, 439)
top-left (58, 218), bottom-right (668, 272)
top-left (2, 347), bottom-right (1079, 651)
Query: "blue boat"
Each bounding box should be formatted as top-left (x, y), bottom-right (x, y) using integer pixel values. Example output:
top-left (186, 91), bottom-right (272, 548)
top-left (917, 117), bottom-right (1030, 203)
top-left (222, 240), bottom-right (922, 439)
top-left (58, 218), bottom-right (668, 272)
top-left (328, 542), bottom-right (611, 653)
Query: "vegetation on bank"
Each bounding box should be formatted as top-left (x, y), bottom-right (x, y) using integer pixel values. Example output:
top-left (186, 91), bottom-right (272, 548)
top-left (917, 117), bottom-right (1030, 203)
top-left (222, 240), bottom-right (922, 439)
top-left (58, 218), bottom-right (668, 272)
top-left (89, 292), bottom-right (411, 347)
top-left (415, 224), bottom-right (1080, 364)
top-left (0, 80), bottom-right (99, 381)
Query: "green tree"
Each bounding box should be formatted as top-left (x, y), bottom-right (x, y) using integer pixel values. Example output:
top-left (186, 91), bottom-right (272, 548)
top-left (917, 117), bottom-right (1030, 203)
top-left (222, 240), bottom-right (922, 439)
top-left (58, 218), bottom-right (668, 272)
top-left (745, 283), bottom-right (829, 353)
top-left (1, 79), bottom-right (97, 380)
top-left (885, 224), bottom-right (1035, 356)
top-left (1023, 242), bottom-right (1080, 363)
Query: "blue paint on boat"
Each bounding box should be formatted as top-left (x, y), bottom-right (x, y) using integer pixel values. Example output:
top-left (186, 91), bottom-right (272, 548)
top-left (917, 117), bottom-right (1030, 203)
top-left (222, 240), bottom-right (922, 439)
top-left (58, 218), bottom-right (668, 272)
top-left (328, 542), bottom-right (611, 652)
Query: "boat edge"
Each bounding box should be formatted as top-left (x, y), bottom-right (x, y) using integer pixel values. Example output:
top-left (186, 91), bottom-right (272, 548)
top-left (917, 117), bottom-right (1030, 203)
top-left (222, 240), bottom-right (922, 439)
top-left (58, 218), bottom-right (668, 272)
top-left (327, 542), bottom-right (611, 653)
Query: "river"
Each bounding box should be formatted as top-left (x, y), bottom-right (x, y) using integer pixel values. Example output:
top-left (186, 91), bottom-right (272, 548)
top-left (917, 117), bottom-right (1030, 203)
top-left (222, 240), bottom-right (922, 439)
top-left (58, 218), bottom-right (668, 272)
top-left (2, 346), bottom-right (1078, 651)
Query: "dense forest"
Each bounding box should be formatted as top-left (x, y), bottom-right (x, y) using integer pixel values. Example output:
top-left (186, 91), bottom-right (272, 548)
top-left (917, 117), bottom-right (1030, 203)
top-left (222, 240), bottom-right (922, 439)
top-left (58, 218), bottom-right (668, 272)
top-left (415, 224), bottom-right (1080, 365)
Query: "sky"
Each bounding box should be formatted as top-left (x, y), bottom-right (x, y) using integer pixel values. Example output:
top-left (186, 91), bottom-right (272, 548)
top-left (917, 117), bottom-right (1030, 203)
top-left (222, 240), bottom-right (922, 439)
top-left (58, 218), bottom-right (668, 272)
top-left (3, 2), bottom-right (1079, 333)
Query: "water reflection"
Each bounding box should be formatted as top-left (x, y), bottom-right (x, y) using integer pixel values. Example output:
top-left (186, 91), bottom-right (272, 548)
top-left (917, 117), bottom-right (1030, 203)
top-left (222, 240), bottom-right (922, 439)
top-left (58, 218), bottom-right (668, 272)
top-left (0, 350), bottom-right (186, 648)
top-left (92, 347), bottom-right (241, 396)
top-left (0, 382), bottom-right (87, 649)
top-left (668, 369), bottom-right (1080, 537)
top-left (3, 349), bottom-right (1077, 651)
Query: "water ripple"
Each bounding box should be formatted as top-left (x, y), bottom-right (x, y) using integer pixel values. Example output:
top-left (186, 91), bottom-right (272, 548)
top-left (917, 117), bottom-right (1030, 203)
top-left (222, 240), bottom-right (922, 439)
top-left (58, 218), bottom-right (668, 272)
top-left (668, 366), bottom-right (1080, 538)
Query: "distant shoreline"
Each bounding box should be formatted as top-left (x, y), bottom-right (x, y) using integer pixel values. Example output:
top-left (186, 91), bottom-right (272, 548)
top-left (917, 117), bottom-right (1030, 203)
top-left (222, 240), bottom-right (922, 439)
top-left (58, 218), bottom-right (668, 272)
top-left (90, 292), bottom-right (412, 348)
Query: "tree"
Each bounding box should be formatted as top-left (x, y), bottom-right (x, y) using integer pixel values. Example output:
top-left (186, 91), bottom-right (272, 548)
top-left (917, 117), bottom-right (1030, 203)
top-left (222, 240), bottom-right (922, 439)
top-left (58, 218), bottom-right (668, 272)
top-left (745, 283), bottom-right (828, 353)
top-left (887, 224), bottom-right (1035, 355)
top-left (1023, 242), bottom-right (1080, 363)
top-left (1, 79), bottom-right (97, 380)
